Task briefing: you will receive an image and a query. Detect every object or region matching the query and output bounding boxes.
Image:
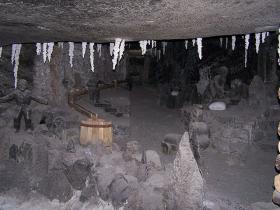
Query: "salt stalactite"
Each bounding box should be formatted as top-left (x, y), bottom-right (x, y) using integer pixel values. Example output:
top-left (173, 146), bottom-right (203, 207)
top-left (192, 39), bottom-right (196, 46)
top-left (0, 47), bottom-right (2, 58)
top-left (225, 37), bottom-right (228, 49)
top-left (47, 42), bottom-right (54, 62)
top-left (245, 34), bottom-right (250, 68)
top-left (232, 36), bottom-right (236, 51)
top-left (119, 40), bottom-right (125, 61)
top-left (157, 49), bottom-right (161, 61)
top-left (113, 38), bottom-right (122, 69)
top-left (255, 33), bottom-right (260, 54)
top-left (185, 40), bottom-right (188, 50)
top-left (89, 42), bottom-right (95, 72)
top-left (152, 40), bottom-right (156, 48)
top-left (36, 43), bottom-right (41, 55)
top-left (197, 38), bottom-right (202, 60)
top-left (68, 42), bottom-right (74, 68)
top-left (58, 42), bottom-right (64, 49)
top-left (11, 44), bottom-right (16, 64)
top-left (13, 44), bottom-right (22, 88)
top-left (147, 40), bottom-right (151, 45)
top-left (43, 43), bottom-right (47, 63)
top-left (82, 42), bottom-right (87, 58)
top-left (219, 38), bottom-right (223, 47)
top-left (110, 43), bottom-right (114, 56)
top-left (139, 40), bottom-right (148, 55)
top-left (97, 44), bottom-right (102, 58)
top-left (261, 32), bottom-right (266, 43)
top-left (266, 32), bottom-right (269, 37)
top-left (162, 42), bottom-right (167, 55)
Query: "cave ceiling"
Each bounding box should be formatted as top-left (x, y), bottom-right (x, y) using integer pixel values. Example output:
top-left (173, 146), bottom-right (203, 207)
top-left (0, 0), bottom-right (279, 45)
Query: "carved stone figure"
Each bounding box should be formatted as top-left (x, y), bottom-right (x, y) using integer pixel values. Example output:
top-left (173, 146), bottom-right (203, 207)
top-left (87, 77), bottom-right (101, 105)
top-left (229, 78), bottom-right (249, 104)
top-left (204, 66), bottom-right (228, 103)
top-left (0, 79), bottom-right (48, 132)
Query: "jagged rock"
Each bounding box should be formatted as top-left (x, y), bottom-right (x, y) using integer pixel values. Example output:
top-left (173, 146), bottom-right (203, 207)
top-left (0, 160), bottom-right (31, 193)
top-left (123, 141), bottom-right (142, 162)
top-left (37, 170), bottom-right (73, 202)
top-left (48, 149), bottom-right (63, 170)
top-left (143, 150), bottom-right (162, 169)
top-left (32, 144), bottom-right (49, 178)
top-left (125, 186), bottom-right (165, 210)
top-left (125, 159), bottom-right (138, 177)
top-left (189, 122), bottom-right (210, 151)
top-left (172, 132), bottom-right (204, 210)
top-left (99, 150), bottom-right (125, 168)
top-left (136, 164), bottom-right (149, 182)
top-left (161, 133), bottom-right (182, 154)
top-left (95, 166), bottom-right (123, 201)
top-left (65, 159), bottom-right (92, 190)
top-left (80, 175), bottom-right (98, 203)
top-left (144, 173), bottom-right (166, 189)
top-left (181, 104), bottom-right (204, 130)
top-left (109, 173), bottom-right (132, 207)
top-left (66, 139), bottom-right (76, 153)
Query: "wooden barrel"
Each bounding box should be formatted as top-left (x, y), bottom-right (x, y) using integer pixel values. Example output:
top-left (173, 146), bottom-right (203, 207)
top-left (80, 118), bottom-right (112, 146)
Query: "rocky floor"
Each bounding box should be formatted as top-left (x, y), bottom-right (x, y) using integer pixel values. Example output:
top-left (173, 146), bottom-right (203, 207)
top-left (0, 85), bottom-right (279, 209)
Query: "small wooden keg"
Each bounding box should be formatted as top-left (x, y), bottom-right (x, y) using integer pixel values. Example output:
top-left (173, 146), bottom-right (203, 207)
top-left (80, 117), bottom-right (112, 146)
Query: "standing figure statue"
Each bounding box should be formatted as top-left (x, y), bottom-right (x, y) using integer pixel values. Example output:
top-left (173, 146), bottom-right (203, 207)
top-left (203, 66), bottom-right (229, 103)
top-left (87, 77), bottom-right (101, 105)
top-left (0, 79), bottom-right (48, 132)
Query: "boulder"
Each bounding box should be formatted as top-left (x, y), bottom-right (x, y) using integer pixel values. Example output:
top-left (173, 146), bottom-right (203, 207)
top-left (80, 175), bottom-right (98, 203)
top-left (172, 132), bottom-right (204, 210)
top-left (144, 172), bottom-right (166, 189)
top-left (37, 170), bottom-right (73, 202)
top-left (189, 122), bottom-right (210, 151)
top-left (125, 186), bottom-right (165, 210)
top-left (0, 160), bottom-right (31, 193)
top-left (208, 101), bottom-right (226, 111)
top-left (109, 174), bottom-right (132, 207)
top-left (95, 166), bottom-right (119, 201)
top-left (161, 133), bottom-right (182, 154)
top-left (143, 150), bottom-right (162, 169)
top-left (65, 159), bottom-right (92, 190)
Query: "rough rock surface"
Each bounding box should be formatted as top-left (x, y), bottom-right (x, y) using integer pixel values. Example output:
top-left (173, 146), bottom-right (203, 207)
top-left (64, 159), bottom-right (92, 190)
top-left (0, 0), bottom-right (278, 45)
top-left (143, 150), bottom-right (162, 169)
top-left (109, 173), bottom-right (132, 207)
top-left (172, 132), bottom-right (204, 210)
top-left (37, 170), bottom-right (73, 202)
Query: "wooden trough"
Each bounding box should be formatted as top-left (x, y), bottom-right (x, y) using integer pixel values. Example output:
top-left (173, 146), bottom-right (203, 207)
top-left (80, 117), bottom-right (112, 146)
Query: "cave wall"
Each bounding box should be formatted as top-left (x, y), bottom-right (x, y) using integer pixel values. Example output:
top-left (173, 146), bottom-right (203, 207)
top-left (0, 43), bottom-right (127, 106)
